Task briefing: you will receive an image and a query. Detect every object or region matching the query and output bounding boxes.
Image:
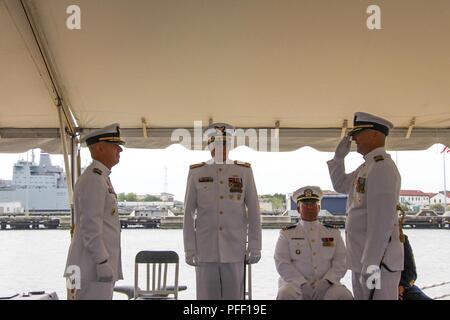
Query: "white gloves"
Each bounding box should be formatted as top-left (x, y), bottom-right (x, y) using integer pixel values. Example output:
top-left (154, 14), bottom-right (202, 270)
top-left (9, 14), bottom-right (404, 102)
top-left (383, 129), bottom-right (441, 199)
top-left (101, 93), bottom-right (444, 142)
top-left (312, 279), bottom-right (332, 300)
top-left (185, 251), bottom-right (198, 266)
top-left (334, 136), bottom-right (352, 160)
top-left (96, 262), bottom-right (114, 282)
top-left (300, 283), bottom-right (314, 300)
top-left (246, 250), bottom-right (261, 264)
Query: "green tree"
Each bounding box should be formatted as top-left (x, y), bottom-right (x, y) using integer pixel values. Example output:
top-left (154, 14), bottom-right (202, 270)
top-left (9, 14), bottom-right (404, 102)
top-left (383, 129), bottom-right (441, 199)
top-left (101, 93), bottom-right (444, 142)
top-left (143, 194), bottom-right (161, 202)
top-left (260, 193), bottom-right (286, 211)
top-left (117, 193), bottom-right (126, 201)
top-left (126, 192), bottom-right (138, 202)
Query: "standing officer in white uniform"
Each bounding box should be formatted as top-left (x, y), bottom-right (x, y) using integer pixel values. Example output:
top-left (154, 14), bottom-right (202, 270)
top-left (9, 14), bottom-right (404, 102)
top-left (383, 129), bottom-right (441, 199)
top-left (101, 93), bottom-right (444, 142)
top-left (183, 123), bottom-right (262, 300)
top-left (275, 186), bottom-right (353, 300)
top-left (65, 123), bottom-right (125, 300)
top-left (327, 112), bottom-right (403, 300)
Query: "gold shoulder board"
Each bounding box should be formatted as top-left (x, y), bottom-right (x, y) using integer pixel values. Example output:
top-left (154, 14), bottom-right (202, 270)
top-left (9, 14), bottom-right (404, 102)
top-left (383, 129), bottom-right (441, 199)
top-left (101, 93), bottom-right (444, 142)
top-left (374, 155), bottom-right (384, 162)
top-left (190, 162), bottom-right (205, 169)
top-left (93, 168), bottom-right (103, 175)
top-left (234, 160), bottom-right (251, 168)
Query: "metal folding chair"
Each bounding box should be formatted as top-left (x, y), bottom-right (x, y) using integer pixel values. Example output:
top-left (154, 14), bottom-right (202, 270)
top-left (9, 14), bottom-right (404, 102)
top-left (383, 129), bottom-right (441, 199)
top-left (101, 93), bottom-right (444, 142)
top-left (134, 250), bottom-right (180, 299)
top-left (114, 250), bottom-right (186, 300)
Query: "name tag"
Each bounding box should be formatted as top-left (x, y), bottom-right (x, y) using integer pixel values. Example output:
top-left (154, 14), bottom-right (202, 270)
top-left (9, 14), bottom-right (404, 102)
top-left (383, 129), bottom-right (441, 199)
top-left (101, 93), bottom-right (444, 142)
top-left (199, 177), bottom-right (214, 183)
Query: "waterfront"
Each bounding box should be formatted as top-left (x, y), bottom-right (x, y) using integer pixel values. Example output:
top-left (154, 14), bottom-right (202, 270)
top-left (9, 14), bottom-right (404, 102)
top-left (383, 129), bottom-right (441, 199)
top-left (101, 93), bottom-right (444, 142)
top-left (0, 229), bottom-right (449, 300)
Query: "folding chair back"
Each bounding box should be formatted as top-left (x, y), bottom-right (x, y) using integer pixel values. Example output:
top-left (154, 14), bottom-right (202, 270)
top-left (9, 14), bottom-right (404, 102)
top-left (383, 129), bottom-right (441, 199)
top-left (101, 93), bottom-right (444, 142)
top-left (134, 250), bottom-right (180, 299)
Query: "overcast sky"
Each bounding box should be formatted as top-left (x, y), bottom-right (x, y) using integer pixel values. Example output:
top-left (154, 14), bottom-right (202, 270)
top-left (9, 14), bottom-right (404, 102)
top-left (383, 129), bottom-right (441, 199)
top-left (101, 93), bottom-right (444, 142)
top-left (1, 143), bottom-right (449, 202)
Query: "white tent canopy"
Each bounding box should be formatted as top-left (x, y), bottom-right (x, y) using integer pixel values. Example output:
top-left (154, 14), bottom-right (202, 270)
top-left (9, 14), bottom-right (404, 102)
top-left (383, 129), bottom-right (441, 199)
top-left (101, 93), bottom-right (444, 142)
top-left (1, 0), bottom-right (450, 153)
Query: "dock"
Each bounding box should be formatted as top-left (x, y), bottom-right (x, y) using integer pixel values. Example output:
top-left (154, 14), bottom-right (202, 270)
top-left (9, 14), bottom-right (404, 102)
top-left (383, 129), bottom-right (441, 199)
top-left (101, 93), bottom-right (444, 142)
top-left (0, 214), bottom-right (448, 230)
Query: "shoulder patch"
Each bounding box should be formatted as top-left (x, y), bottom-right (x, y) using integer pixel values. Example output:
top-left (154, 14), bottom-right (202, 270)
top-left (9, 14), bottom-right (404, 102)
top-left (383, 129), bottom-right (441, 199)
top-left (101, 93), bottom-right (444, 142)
top-left (282, 224), bottom-right (297, 231)
top-left (374, 155), bottom-right (384, 162)
top-left (190, 162), bottom-right (205, 170)
top-left (323, 223), bottom-right (338, 229)
top-left (93, 168), bottom-right (103, 175)
top-left (234, 160), bottom-right (251, 168)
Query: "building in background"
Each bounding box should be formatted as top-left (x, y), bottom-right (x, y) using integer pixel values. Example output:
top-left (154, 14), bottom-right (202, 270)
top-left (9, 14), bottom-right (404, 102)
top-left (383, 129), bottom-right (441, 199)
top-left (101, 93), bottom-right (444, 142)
top-left (399, 190), bottom-right (432, 207)
top-left (430, 191), bottom-right (450, 207)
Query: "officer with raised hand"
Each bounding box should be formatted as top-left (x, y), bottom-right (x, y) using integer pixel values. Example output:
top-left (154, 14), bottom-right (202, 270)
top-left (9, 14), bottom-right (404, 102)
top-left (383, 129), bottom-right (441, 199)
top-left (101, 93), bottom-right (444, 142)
top-left (327, 112), bottom-right (404, 300)
top-left (274, 186), bottom-right (352, 300)
top-left (183, 123), bottom-right (261, 300)
top-left (64, 123), bottom-right (125, 300)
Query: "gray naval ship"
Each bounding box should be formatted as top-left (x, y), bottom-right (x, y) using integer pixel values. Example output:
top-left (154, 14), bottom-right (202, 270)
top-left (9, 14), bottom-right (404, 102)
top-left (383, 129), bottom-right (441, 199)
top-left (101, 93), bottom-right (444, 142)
top-left (0, 152), bottom-right (69, 213)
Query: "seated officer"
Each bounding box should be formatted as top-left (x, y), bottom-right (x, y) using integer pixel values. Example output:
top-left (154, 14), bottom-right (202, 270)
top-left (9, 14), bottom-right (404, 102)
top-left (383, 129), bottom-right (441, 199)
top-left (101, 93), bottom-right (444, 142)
top-left (398, 234), bottom-right (432, 300)
top-left (274, 186), bottom-right (353, 300)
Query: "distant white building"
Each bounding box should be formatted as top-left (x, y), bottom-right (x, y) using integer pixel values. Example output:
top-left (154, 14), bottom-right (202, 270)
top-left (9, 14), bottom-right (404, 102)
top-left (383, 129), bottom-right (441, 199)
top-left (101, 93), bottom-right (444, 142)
top-left (430, 192), bottom-right (450, 206)
top-left (160, 193), bottom-right (174, 202)
top-left (399, 190), bottom-right (431, 206)
top-left (0, 202), bottom-right (24, 214)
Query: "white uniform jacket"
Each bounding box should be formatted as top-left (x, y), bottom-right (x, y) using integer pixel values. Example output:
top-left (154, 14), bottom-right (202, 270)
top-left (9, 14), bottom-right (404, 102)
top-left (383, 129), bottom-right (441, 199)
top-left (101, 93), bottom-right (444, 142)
top-left (274, 220), bottom-right (347, 288)
top-left (183, 160), bottom-right (261, 263)
top-left (65, 160), bottom-right (123, 282)
top-left (327, 147), bottom-right (403, 273)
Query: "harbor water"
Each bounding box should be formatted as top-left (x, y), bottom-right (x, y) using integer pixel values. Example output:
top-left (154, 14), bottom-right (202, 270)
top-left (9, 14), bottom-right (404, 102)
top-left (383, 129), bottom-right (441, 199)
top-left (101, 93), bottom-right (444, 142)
top-left (0, 229), bottom-right (449, 300)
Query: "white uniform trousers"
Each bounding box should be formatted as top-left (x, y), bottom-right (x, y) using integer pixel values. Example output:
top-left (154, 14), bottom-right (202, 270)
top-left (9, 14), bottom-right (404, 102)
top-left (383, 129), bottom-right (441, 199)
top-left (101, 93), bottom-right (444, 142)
top-left (277, 282), bottom-right (353, 300)
top-left (74, 279), bottom-right (115, 300)
top-left (196, 262), bottom-right (245, 300)
top-left (352, 269), bottom-right (401, 300)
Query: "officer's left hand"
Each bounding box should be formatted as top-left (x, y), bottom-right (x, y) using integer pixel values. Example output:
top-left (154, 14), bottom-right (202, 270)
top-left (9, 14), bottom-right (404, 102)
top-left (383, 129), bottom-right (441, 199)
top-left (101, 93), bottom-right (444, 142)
top-left (246, 250), bottom-right (261, 264)
top-left (185, 251), bottom-right (198, 266)
top-left (312, 279), bottom-right (332, 300)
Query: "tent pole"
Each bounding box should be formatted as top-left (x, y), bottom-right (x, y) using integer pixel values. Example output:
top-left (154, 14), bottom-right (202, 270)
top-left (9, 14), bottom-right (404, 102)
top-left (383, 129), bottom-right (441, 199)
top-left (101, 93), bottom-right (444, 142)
top-left (57, 105), bottom-right (73, 223)
top-left (70, 134), bottom-right (80, 236)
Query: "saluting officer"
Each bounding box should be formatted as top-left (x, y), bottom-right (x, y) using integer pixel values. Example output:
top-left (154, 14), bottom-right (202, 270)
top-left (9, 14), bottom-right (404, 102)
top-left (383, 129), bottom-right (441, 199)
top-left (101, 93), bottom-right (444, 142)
top-left (274, 186), bottom-right (353, 300)
top-left (183, 123), bottom-right (262, 300)
top-left (327, 112), bottom-right (404, 300)
top-left (64, 123), bottom-right (125, 300)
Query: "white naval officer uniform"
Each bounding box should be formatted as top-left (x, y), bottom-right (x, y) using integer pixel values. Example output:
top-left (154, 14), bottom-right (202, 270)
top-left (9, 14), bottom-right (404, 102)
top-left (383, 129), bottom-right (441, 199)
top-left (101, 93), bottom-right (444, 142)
top-left (327, 147), bottom-right (403, 300)
top-left (65, 160), bottom-right (123, 300)
top-left (183, 159), bottom-right (261, 300)
top-left (275, 220), bottom-right (352, 300)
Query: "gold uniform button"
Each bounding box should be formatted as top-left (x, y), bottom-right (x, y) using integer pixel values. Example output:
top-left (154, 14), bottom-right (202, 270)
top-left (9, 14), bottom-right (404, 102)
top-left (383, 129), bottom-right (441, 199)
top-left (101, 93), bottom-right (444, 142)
top-left (311, 239), bottom-right (315, 243)
top-left (313, 252), bottom-right (317, 256)
top-left (219, 227), bottom-right (223, 231)
top-left (219, 211), bottom-right (223, 214)
top-left (220, 196), bottom-right (224, 199)
top-left (314, 266), bottom-right (318, 270)
top-left (219, 168), bottom-right (222, 172)
top-left (220, 181), bottom-right (224, 184)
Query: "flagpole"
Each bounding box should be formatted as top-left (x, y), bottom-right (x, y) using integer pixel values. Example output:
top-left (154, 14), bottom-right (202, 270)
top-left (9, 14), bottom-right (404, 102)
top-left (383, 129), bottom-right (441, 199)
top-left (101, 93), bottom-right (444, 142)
top-left (443, 150), bottom-right (448, 212)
